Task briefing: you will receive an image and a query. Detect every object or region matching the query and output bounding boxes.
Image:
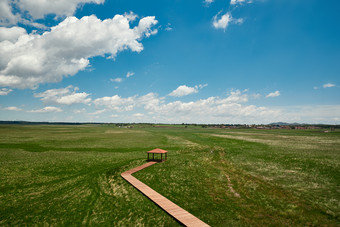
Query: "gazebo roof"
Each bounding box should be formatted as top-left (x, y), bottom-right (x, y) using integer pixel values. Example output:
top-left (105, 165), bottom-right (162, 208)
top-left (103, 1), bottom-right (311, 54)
top-left (147, 148), bottom-right (168, 154)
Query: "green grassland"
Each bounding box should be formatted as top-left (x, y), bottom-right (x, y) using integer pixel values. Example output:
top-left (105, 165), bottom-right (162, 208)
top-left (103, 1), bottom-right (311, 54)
top-left (0, 124), bottom-right (339, 226)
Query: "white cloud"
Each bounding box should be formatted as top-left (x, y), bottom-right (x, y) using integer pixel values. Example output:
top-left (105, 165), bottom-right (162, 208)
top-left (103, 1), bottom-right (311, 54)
top-left (33, 89), bottom-right (339, 124)
top-left (0, 27), bottom-right (26, 42)
top-left (234, 18), bottom-right (244, 24)
top-left (133, 113), bottom-right (144, 117)
top-left (16, 0), bottom-right (105, 20)
top-left (34, 86), bottom-right (91, 105)
top-left (126, 72), bottom-right (135, 78)
top-left (230, 0), bottom-right (253, 5)
top-left (91, 90), bottom-right (280, 123)
top-left (111, 78), bottom-right (123, 83)
top-left (212, 12), bottom-right (244, 30)
top-left (138, 93), bottom-right (164, 111)
top-left (211, 0), bottom-right (254, 31)
top-left (164, 23), bottom-right (172, 31)
top-left (93, 92), bottom-right (163, 113)
top-left (93, 95), bottom-right (136, 112)
top-left (277, 105), bottom-right (340, 124)
top-left (323, 83), bottom-right (336, 88)
top-left (0, 88), bottom-right (12, 95)
top-left (213, 12), bottom-right (232, 30)
top-left (29, 106), bottom-right (62, 113)
top-left (224, 89), bottom-right (249, 103)
top-left (89, 109), bottom-right (106, 115)
top-left (0, 0), bottom-right (104, 27)
top-left (157, 90), bottom-right (277, 123)
top-left (266, 91), bottom-right (280, 98)
top-left (204, 0), bottom-right (214, 5)
top-left (169, 84), bottom-right (207, 97)
top-left (3, 106), bottom-right (22, 111)
top-left (230, 0), bottom-right (248, 5)
top-left (197, 84), bottom-right (208, 89)
top-left (169, 85), bottom-right (198, 97)
top-left (56, 93), bottom-right (91, 105)
top-left (0, 13), bottom-right (158, 89)
top-left (0, 0), bottom-right (19, 26)
top-left (142, 95), bottom-right (279, 124)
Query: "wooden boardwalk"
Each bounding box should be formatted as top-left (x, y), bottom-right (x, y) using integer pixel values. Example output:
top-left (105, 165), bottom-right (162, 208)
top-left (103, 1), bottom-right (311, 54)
top-left (121, 162), bottom-right (210, 227)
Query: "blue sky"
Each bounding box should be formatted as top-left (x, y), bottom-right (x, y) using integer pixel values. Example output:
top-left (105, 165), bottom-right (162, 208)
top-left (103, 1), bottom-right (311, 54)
top-left (0, 0), bottom-right (339, 124)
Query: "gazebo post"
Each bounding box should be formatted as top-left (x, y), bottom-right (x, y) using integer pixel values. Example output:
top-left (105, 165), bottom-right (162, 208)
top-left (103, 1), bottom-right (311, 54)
top-left (161, 153), bottom-right (163, 162)
top-left (153, 153), bottom-right (154, 160)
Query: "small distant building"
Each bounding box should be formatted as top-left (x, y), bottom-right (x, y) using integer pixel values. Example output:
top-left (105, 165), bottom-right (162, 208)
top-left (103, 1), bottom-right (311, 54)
top-left (147, 148), bottom-right (168, 162)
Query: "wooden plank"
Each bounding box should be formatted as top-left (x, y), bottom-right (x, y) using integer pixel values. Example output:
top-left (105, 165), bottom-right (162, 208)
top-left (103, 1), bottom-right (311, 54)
top-left (121, 162), bottom-right (210, 227)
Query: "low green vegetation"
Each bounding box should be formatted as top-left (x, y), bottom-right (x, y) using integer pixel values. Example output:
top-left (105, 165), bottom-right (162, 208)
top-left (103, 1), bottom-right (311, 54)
top-left (0, 124), bottom-right (339, 226)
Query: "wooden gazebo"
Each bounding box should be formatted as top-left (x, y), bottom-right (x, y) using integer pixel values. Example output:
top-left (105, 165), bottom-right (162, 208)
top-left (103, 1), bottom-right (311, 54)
top-left (147, 148), bottom-right (168, 162)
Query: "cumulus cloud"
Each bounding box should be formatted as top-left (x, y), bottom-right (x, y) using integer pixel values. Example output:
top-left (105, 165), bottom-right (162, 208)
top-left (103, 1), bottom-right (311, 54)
top-left (16, 0), bottom-right (104, 20)
top-left (34, 86), bottom-right (91, 105)
top-left (138, 93), bottom-right (164, 110)
top-left (266, 91), bottom-right (280, 98)
top-left (93, 92), bottom-right (163, 113)
top-left (213, 12), bottom-right (232, 30)
top-left (169, 85), bottom-right (198, 97)
top-left (143, 95), bottom-right (279, 124)
top-left (91, 90), bottom-right (280, 123)
top-left (0, 13), bottom-right (158, 89)
top-left (211, 0), bottom-right (255, 31)
top-left (93, 95), bottom-right (136, 112)
top-left (224, 89), bottom-right (249, 103)
top-left (111, 78), bottom-right (123, 83)
top-left (3, 106), bottom-right (22, 111)
top-left (1, 0), bottom-right (104, 27)
top-left (0, 0), bottom-right (19, 26)
top-left (0, 27), bottom-right (26, 42)
top-left (29, 106), bottom-right (62, 113)
top-left (126, 72), bottom-right (135, 78)
top-left (0, 88), bottom-right (12, 95)
top-left (323, 83), bottom-right (336, 88)
top-left (212, 12), bottom-right (243, 30)
top-left (278, 105), bottom-right (340, 124)
top-left (169, 84), bottom-right (207, 97)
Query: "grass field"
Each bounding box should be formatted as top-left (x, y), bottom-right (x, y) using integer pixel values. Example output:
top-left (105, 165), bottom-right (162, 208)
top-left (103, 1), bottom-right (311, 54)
top-left (0, 124), bottom-right (339, 226)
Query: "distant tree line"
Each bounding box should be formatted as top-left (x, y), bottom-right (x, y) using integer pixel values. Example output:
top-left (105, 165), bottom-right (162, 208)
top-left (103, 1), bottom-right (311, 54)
top-left (0, 121), bottom-right (339, 129)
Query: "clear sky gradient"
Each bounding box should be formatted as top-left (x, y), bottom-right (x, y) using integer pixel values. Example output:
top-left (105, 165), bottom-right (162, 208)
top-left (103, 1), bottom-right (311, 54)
top-left (0, 0), bottom-right (339, 124)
